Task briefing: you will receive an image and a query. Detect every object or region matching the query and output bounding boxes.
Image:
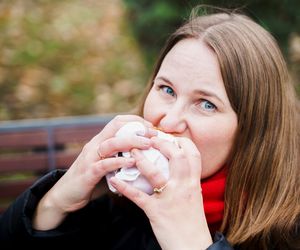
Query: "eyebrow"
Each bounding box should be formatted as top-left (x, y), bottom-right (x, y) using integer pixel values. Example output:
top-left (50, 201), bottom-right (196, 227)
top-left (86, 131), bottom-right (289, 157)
top-left (154, 76), bottom-right (225, 105)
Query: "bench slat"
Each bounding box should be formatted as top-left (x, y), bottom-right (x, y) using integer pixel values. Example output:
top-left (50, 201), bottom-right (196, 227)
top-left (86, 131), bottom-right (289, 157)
top-left (0, 115), bottom-right (113, 214)
top-left (0, 153), bottom-right (48, 173)
top-left (0, 150), bottom-right (83, 173)
top-left (54, 126), bottom-right (102, 144)
top-left (0, 130), bottom-right (48, 148)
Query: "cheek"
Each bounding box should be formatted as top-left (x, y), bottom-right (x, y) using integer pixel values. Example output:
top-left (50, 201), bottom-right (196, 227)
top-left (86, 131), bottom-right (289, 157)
top-left (191, 121), bottom-right (237, 178)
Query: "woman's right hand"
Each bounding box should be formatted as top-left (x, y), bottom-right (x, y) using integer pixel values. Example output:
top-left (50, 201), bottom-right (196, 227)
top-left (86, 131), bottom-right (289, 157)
top-left (32, 115), bottom-right (156, 230)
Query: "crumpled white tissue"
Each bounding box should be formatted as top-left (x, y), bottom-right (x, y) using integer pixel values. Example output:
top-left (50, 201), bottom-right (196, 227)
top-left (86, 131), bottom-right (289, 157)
top-left (105, 121), bottom-right (176, 194)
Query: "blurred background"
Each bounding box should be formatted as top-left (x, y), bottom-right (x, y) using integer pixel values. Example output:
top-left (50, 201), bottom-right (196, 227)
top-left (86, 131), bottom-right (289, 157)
top-left (0, 0), bottom-right (299, 121)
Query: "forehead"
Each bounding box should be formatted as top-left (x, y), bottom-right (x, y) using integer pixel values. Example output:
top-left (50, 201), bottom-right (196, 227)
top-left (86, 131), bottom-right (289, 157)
top-left (156, 38), bottom-right (225, 93)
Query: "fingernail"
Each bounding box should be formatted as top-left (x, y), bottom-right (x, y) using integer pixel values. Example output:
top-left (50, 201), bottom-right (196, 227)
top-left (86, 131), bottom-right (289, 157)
top-left (140, 137), bottom-right (151, 147)
top-left (136, 130), bottom-right (145, 136)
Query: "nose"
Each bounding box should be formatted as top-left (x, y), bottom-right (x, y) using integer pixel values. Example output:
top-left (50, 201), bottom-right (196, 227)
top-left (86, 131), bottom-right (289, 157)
top-left (158, 104), bottom-right (187, 134)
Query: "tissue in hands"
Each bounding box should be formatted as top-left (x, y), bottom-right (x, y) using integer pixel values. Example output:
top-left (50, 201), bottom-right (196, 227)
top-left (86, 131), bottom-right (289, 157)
top-left (105, 121), bottom-right (177, 195)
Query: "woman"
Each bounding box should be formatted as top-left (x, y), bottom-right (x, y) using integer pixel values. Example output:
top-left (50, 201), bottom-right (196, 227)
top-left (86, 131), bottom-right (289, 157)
top-left (0, 6), bottom-right (299, 249)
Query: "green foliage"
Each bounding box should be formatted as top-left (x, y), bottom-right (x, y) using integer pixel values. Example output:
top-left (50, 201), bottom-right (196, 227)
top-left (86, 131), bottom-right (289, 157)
top-left (123, 0), bottom-right (300, 64)
top-left (0, 0), bottom-right (298, 121)
top-left (123, 0), bottom-right (186, 68)
top-left (0, 0), bottom-right (146, 120)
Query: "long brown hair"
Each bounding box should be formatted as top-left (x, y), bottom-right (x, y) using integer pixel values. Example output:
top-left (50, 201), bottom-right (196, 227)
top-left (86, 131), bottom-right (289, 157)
top-left (136, 6), bottom-right (300, 249)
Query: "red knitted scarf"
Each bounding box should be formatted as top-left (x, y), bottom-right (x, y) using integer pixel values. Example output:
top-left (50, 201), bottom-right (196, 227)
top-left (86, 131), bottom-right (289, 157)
top-left (201, 168), bottom-right (227, 233)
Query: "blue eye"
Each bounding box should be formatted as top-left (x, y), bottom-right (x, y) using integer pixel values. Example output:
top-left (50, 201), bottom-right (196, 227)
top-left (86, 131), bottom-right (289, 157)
top-left (200, 100), bottom-right (216, 112)
top-left (161, 85), bottom-right (175, 96)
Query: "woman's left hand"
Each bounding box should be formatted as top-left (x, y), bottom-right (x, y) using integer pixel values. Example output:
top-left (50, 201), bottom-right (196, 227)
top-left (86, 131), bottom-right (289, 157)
top-left (109, 136), bottom-right (213, 250)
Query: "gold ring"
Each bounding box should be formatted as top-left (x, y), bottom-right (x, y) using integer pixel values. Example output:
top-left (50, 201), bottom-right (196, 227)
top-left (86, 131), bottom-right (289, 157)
top-left (153, 184), bottom-right (167, 194)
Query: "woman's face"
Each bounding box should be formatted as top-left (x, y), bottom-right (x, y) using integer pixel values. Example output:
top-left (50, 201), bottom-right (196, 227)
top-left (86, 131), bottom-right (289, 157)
top-left (143, 38), bottom-right (238, 178)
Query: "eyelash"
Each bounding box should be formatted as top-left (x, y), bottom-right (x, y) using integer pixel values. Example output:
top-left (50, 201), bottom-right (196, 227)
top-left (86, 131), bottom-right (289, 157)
top-left (199, 100), bottom-right (217, 112)
top-left (158, 84), bottom-right (217, 112)
top-left (159, 85), bottom-right (175, 97)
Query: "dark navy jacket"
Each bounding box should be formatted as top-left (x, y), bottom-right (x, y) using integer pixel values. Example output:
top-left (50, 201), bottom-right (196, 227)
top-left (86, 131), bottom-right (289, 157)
top-left (0, 170), bottom-right (233, 249)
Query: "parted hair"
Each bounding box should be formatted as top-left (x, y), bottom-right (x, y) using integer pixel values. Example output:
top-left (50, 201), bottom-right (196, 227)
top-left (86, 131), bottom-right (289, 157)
top-left (137, 6), bottom-right (300, 250)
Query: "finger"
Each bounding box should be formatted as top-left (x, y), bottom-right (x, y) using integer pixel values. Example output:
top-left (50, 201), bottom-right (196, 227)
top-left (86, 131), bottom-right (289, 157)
top-left (150, 136), bottom-right (181, 159)
top-left (109, 176), bottom-right (149, 209)
top-left (99, 135), bottom-right (152, 158)
top-left (151, 136), bottom-right (190, 180)
top-left (176, 137), bottom-right (202, 178)
top-left (93, 115), bottom-right (154, 142)
top-left (87, 157), bottom-right (135, 184)
top-left (138, 127), bottom-right (158, 138)
top-left (131, 149), bottom-right (167, 190)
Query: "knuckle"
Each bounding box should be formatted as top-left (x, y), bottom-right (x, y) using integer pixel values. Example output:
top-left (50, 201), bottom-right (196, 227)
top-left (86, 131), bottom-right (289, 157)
top-left (133, 190), bottom-right (143, 203)
top-left (111, 116), bottom-right (124, 129)
top-left (102, 139), bottom-right (115, 149)
top-left (114, 115), bottom-right (123, 122)
top-left (136, 136), bottom-right (150, 146)
top-left (90, 162), bottom-right (103, 176)
top-left (148, 169), bottom-right (161, 182)
top-left (135, 156), bottom-right (145, 166)
top-left (97, 160), bottom-right (111, 175)
top-left (153, 137), bottom-right (168, 149)
top-left (82, 142), bottom-right (92, 153)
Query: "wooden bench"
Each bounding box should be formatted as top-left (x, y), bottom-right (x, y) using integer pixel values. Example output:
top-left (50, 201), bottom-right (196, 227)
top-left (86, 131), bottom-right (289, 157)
top-left (0, 114), bottom-right (114, 214)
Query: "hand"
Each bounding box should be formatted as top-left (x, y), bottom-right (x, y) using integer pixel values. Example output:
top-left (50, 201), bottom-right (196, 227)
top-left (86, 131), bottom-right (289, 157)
top-left (33, 115), bottom-right (156, 230)
top-left (110, 136), bottom-right (213, 250)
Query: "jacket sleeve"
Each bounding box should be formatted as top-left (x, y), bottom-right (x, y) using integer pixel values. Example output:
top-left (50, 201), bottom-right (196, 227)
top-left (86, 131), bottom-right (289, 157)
top-left (0, 169), bottom-right (80, 240)
top-left (0, 169), bottom-right (235, 249)
top-left (207, 232), bottom-right (234, 250)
